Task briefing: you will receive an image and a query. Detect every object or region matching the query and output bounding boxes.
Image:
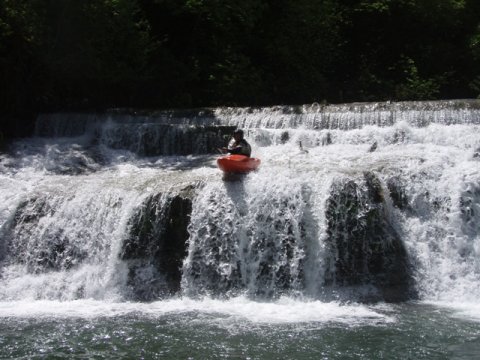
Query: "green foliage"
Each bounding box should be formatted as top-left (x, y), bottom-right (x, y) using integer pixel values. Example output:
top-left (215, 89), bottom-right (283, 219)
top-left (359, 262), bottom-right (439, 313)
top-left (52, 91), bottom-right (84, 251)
top-left (0, 0), bottom-right (42, 46)
top-left (1, 0), bottom-right (480, 138)
top-left (335, 0), bottom-right (479, 101)
top-left (469, 24), bottom-right (480, 97)
top-left (36, 0), bottom-right (156, 107)
top-left (0, 0), bottom-right (45, 138)
top-left (356, 0), bottom-right (392, 13)
top-left (393, 56), bottom-right (441, 100)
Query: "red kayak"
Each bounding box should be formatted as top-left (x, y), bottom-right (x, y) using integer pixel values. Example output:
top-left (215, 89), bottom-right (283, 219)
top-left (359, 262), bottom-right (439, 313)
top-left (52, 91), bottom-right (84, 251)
top-left (217, 155), bottom-right (261, 174)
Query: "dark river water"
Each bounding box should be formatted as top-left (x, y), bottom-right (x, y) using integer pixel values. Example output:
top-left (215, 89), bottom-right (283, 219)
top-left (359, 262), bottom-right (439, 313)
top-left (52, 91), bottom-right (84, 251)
top-left (1, 300), bottom-right (479, 359)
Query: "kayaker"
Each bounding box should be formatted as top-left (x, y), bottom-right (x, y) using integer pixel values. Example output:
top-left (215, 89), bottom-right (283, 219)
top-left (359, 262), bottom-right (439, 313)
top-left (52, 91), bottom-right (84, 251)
top-left (221, 129), bottom-right (252, 157)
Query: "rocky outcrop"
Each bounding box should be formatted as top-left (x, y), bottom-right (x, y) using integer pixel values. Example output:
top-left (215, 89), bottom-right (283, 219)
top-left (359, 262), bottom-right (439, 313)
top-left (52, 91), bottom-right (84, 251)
top-left (474, 147), bottom-right (480, 159)
top-left (325, 172), bottom-right (416, 302)
top-left (121, 186), bottom-right (195, 300)
top-left (460, 184), bottom-right (480, 239)
top-left (386, 177), bottom-right (410, 211)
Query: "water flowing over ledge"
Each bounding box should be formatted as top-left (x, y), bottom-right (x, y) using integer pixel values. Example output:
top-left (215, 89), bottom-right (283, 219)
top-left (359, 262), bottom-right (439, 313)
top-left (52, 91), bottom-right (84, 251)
top-left (214, 99), bottom-right (480, 129)
top-left (35, 99), bottom-right (480, 137)
top-left (1, 100), bottom-right (479, 316)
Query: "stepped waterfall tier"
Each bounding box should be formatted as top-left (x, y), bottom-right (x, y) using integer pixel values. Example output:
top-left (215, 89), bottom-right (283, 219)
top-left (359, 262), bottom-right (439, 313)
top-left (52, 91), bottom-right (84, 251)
top-left (0, 100), bottom-right (479, 358)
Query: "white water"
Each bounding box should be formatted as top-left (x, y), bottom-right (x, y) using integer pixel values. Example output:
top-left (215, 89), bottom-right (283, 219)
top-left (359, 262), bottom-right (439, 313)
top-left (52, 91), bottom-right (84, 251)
top-left (0, 297), bottom-right (394, 326)
top-left (1, 102), bottom-right (480, 322)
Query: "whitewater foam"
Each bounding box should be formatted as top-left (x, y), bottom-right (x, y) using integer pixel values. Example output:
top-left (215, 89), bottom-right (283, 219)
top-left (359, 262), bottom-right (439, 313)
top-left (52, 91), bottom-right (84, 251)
top-left (0, 297), bottom-right (394, 325)
top-left (1, 103), bottom-right (479, 316)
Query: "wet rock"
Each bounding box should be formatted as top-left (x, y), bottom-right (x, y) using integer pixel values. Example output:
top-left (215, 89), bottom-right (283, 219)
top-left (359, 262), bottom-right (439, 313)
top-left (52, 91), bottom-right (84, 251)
top-left (364, 171), bottom-right (384, 203)
top-left (386, 177), bottom-right (410, 210)
top-left (473, 147), bottom-right (480, 159)
top-left (121, 186), bottom-right (195, 300)
top-left (460, 185), bottom-right (480, 238)
top-left (325, 172), bottom-right (416, 302)
top-left (368, 141), bottom-right (378, 152)
top-left (280, 131), bottom-right (290, 144)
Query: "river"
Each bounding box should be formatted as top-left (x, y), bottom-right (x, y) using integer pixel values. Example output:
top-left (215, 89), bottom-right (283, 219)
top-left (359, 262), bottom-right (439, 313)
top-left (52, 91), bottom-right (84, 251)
top-left (0, 100), bottom-right (479, 358)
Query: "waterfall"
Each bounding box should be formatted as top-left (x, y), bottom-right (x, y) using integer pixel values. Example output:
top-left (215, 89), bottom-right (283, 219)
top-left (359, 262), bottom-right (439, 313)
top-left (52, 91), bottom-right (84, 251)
top-left (0, 175), bottom-right (140, 300)
top-left (1, 100), bottom-right (479, 304)
top-left (182, 176), bottom-right (317, 299)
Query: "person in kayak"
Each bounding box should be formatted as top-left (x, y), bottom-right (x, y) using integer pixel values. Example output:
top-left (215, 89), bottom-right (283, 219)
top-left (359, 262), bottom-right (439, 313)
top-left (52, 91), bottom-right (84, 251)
top-left (221, 129), bottom-right (252, 157)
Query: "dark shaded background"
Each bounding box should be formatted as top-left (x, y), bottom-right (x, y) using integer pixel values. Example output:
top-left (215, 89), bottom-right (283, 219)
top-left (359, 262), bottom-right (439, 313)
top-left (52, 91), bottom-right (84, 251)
top-left (1, 0), bottom-right (480, 140)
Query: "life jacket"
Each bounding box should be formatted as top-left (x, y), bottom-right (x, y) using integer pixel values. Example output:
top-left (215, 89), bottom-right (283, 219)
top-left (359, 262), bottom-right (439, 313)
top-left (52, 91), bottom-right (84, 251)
top-left (227, 138), bottom-right (252, 157)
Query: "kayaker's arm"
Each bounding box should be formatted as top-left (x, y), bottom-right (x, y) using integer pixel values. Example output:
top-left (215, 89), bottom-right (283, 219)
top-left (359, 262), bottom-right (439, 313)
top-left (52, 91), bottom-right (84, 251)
top-left (228, 146), bottom-right (243, 155)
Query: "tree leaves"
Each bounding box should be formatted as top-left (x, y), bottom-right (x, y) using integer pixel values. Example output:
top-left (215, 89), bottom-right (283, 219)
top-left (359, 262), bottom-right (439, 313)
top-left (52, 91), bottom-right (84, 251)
top-left (1, 0), bottom-right (480, 139)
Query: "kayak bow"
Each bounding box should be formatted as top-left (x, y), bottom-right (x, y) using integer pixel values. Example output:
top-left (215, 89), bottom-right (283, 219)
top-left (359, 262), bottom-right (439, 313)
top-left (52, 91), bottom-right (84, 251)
top-left (217, 154), bottom-right (260, 174)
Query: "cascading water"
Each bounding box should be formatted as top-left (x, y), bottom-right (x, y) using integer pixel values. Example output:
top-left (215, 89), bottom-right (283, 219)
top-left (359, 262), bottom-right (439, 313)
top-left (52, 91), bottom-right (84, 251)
top-left (0, 100), bottom-right (479, 359)
top-left (182, 175), bottom-right (316, 299)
